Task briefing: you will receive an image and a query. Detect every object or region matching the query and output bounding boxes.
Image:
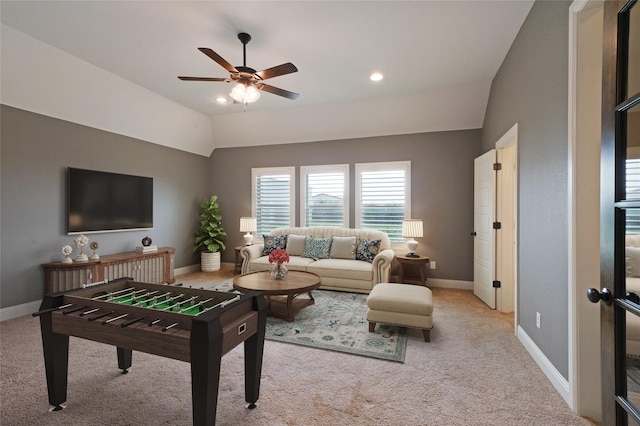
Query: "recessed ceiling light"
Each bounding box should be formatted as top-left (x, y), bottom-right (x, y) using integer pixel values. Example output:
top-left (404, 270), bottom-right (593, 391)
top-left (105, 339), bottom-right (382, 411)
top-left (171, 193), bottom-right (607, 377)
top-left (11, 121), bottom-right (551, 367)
top-left (216, 97), bottom-right (228, 104)
top-left (370, 72), bottom-right (383, 82)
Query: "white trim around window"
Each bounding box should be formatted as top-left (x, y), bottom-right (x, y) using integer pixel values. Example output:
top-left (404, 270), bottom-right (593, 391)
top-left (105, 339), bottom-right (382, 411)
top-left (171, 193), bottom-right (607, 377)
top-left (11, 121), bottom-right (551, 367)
top-left (251, 166), bottom-right (296, 235)
top-left (355, 161), bottom-right (411, 242)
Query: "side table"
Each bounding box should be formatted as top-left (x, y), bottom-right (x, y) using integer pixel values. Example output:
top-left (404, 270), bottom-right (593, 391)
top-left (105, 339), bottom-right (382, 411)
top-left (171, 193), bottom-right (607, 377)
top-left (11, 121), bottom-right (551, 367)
top-left (396, 255), bottom-right (430, 286)
top-left (234, 246), bottom-right (244, 274)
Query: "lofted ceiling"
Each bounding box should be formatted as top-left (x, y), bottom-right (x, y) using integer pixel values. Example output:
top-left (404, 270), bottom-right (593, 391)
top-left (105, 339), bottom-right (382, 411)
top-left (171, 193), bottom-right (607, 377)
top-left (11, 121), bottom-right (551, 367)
top-left (0, 1), bottom-right (534, 156)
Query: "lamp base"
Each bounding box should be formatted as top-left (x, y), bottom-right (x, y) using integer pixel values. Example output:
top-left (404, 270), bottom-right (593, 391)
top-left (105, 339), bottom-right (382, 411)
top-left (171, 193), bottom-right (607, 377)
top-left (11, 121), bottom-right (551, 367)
top-left (405, 253), bottom-right (420, 258)
top-left (243, 233), bottom-right (254, 246)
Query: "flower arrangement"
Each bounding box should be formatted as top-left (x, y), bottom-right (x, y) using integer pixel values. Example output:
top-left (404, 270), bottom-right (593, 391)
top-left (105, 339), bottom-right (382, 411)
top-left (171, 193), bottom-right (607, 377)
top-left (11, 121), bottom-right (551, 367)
top-left (268, 249), bottom-right (290, 265)
top-left (268, 249), bottom-right (290, 280)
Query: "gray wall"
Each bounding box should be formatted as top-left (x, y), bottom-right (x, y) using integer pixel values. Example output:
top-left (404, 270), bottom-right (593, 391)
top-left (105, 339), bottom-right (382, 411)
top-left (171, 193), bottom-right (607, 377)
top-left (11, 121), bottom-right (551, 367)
top-left (481, 1), bottom-right (570, 378)
top-left (209, 130), bottom-right (482, 282)
top-left (0, 105), bottom-right (210, 309)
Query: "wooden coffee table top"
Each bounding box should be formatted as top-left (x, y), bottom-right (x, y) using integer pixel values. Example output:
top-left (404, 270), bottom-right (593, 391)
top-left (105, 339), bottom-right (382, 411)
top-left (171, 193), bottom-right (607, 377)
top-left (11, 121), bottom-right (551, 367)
top-left (233, 270), bottom-right (321, 295)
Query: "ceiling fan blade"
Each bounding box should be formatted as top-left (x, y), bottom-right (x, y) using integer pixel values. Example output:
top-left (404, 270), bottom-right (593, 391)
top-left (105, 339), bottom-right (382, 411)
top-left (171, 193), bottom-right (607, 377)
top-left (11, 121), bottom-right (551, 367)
top-left (178, 76), bottom-right (230, 82)
top-left (257, 83), bottom-right (299, 100)
top-left (198, 47), bottom-right (238, 73)
top-left (255, 63), bottom-right (298, 80)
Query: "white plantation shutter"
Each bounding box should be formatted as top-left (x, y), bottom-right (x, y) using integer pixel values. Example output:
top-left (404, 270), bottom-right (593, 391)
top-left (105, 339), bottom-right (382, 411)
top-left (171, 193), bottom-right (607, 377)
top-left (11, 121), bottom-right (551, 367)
top-left (627, 159), bottom-right (640, 234)
top-left (301, 165), bottom-right (349, 227)
top-left (252, 167), bottom-right (295, 235)
top-left (355, 162), bottom-right (411, 242)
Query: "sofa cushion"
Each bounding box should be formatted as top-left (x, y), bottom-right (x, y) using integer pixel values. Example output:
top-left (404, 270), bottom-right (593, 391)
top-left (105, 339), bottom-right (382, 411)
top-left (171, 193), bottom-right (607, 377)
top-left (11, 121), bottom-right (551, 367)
top-left (307, 258), bottom-right (373, 281)
top-left (286, 234), bottom-right (307, 256)
top-left (262, 234), bottom-right (287, 256)
top-left (302, 236), bottom-right (332, 260)
top-left (355, 238), bottom-right (381, 263)
top-left (628, 246), bottom-right (640, 277)
top-left (330, 235), bottom-right (357, 260)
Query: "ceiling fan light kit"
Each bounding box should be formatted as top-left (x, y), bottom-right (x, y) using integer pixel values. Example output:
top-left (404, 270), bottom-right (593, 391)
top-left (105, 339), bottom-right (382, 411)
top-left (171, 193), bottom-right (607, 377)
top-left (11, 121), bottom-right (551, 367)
top-left (179, 32), bottom-right (299, 108)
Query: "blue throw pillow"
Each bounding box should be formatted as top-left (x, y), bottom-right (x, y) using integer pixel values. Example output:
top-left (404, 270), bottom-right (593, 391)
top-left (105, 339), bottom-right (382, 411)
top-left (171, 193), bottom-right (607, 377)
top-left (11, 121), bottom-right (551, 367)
top-left (355, 239), bottom-right (381, 263)
top-left (302, 236), bottom-right (332, 260)
top-left (262, 234), bottom-right (287, 256)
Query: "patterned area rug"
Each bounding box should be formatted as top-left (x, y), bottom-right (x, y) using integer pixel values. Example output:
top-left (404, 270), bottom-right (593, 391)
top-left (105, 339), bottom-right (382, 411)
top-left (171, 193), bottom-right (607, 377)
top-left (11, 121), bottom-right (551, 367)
top-left (205, 279), bottom-right (407, 362)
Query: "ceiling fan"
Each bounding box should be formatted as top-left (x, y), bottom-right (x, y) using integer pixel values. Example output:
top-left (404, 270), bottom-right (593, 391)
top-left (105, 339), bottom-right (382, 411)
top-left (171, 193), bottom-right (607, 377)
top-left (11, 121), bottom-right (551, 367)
top-left (178, 32), bottom-right (299, 104)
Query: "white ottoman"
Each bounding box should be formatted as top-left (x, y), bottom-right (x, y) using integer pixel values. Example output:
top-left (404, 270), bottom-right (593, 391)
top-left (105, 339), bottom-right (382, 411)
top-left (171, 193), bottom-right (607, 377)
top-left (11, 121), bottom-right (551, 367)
top-left (366, 283), bottom-right (433, 342)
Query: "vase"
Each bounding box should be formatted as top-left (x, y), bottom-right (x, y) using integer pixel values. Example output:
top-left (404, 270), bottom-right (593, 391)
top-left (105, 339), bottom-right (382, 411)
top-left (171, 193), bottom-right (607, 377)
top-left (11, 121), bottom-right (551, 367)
top-left (270, 263), bottom-right (288, 280)
top-left (201, 251), bottom-right (221, 272)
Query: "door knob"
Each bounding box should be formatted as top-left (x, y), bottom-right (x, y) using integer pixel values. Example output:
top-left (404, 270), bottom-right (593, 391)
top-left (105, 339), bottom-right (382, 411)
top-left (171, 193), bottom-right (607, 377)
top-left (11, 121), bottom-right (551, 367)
top-left (587, 288), bottom-right (612, 305)
top-left (470, 231), bottom-right (477, 237)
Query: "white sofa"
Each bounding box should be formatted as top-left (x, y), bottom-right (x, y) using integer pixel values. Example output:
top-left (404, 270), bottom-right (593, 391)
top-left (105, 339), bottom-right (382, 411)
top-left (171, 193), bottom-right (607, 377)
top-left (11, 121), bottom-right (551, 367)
top-left (240, 226), bottom-right (395, 294)
top-left (626, 235), bottom-right (640, 356)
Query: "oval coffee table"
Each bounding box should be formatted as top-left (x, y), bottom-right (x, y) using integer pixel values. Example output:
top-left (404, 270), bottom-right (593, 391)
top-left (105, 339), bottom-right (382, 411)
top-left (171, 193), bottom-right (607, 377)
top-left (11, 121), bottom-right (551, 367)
top-left (233, 270), bottom-right (321, 322)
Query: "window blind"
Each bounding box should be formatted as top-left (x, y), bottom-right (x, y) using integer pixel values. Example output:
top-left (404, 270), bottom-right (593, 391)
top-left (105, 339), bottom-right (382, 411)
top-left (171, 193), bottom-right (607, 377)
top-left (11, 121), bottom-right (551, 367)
top-left (304, 171), bottom-right (346, 227)
top-left (627, 159), bottom-right (640, 234)
top-left (255, 174), bottom-right (292, 234)
top-left (359, 169), bottom-right (406, 242)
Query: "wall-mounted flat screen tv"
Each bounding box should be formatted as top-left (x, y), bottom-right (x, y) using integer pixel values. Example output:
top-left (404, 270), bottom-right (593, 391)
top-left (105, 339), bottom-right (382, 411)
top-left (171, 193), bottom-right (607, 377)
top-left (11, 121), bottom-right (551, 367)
top-left (67, 167), bottom-right (153, 234)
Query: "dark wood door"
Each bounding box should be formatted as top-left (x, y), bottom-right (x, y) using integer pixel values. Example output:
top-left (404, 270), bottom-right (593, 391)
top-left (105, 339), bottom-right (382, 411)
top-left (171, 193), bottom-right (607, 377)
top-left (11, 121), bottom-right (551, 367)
top-left (592, 1), bottom-right (640, 424)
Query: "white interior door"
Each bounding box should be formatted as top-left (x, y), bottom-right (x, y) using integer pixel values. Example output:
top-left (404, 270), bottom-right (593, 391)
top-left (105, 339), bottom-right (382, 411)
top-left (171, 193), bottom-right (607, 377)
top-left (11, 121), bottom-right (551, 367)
top-left (474, 149), bottom-right (496, 309)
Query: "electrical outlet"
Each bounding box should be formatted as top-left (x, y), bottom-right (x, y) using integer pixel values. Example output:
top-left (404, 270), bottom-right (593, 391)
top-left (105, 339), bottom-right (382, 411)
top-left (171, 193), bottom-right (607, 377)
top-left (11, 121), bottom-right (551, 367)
top-left (536, 312), bottom-right (541, 329)
top-left (430, 261), bottom-right (436, 269)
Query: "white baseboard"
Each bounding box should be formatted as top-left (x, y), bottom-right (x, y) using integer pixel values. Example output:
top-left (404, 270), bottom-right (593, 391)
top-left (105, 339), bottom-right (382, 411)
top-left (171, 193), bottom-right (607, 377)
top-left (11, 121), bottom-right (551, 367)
top-left (517, 325), bottom-right (571, 406)
top-left (175, 262), bottom-right (235, 277)
top-left (0, 300), bottom-right (42, 322)
top-left (427, 278), bottom-right (473, 290)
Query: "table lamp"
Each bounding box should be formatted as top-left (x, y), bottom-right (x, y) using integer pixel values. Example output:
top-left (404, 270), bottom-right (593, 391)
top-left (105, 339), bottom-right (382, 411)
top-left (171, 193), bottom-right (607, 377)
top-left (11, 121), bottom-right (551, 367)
top-left (402, 219), bottom-right (423, 258)
top-left (240, 217), bottom-right (257, 245)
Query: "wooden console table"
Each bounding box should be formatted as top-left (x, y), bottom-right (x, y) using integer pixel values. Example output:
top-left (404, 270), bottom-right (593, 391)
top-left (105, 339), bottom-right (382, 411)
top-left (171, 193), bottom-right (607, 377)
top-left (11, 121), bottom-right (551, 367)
top-left (42, 247), bottom-right (175, 294)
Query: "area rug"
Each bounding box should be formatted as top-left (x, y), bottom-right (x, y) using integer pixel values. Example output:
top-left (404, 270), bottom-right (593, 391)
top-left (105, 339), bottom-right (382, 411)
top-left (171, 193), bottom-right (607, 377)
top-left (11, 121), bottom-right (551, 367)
top-left (205, 279), bottom-right (407, 362)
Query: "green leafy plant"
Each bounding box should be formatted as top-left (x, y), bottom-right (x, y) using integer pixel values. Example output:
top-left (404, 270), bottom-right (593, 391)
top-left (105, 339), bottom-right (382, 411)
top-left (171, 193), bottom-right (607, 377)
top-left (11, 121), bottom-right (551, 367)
top-left (193, 195), bottom-right (227, 253)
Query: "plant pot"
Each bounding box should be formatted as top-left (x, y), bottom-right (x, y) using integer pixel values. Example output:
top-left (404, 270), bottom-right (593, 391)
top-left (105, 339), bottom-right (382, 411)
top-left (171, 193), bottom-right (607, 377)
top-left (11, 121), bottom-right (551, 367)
top-left (201, 251), bottom-right (221, 272)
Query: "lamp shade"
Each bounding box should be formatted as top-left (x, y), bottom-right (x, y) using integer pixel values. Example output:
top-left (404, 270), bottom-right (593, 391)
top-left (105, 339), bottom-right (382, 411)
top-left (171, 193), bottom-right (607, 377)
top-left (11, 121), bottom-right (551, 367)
top-left (240, 217), bottom-right (257, 233)
top-left (402, 219), bottom-right (423, 238)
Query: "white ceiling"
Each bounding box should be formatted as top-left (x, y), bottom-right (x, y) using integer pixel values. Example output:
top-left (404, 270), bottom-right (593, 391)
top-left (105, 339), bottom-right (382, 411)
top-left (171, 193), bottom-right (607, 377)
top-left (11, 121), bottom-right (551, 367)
top-left (0, 1), bottom-right (534, 155)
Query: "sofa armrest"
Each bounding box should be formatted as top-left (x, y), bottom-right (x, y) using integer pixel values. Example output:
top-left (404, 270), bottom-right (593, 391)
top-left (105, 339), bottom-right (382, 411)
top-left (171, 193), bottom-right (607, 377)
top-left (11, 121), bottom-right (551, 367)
top-left (240, 244), bottom-right (264, 274)
top-left (372, 248), bottom-right (395, 284)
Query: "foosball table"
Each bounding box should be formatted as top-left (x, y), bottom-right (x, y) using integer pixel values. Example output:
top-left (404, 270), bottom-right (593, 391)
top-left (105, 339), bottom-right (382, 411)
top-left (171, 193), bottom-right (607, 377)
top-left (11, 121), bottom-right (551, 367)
top-left (33, 277), bottom-right (267, 425)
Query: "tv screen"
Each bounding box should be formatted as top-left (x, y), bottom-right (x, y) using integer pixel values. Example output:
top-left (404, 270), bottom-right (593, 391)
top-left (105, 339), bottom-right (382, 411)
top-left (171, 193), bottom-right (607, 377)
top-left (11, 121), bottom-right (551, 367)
top-left (67, 168), bottom-right (153, 234)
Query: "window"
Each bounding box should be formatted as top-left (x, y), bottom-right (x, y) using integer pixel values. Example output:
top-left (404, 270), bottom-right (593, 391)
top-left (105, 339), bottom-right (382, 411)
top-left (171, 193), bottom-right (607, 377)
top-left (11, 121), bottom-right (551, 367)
top-left (252, 167), bottom-right (295, 235)
top-left (355, 161), bottom-right (411, 242)
top-left (301, 164), bottom-right (349, 227)
top-left (627, 159), bottom-right (640, 234)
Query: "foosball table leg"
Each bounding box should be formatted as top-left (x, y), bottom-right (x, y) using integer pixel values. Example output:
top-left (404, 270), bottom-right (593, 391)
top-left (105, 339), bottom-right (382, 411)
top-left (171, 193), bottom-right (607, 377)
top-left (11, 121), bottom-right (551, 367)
top-left (38, 296), bottom-right (70, 411)
top-left (244, 294), bottom-right (267, 409)
top-left (117, 347), bottom-right (132, 374)
top-left (190, 317), bottom-right (224, 426)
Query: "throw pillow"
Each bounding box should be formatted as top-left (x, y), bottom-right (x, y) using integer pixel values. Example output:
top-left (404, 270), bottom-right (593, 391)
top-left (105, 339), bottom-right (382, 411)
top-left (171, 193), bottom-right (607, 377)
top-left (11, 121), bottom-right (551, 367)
top-left (302, 236), bottom-right (332, 260)
top-left (262, 234), bottom-right (287, 256)
top-left (330, 236), bottom-right (357, 260)
top-left (286, 234), bottom-right (307, 256)
top-left (355, 238), bottom-right (381, 263)
top-left (627, 246), bottom-right (640, 277)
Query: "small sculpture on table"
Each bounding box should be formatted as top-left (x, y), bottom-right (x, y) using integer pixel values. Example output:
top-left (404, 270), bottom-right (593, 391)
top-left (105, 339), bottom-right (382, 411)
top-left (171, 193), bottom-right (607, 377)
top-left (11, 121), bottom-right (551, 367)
top-left (61, 245), bottom-right (73, 263)
top-left (73, 234), bottom-right (89, 262)
top-left (89, 241), bottom-right (100, 260)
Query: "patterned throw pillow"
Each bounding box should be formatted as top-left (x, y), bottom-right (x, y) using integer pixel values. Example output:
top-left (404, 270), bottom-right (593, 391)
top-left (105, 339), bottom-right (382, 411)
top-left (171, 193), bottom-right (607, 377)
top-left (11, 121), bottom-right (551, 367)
top-left (262, 234), bottom-right (287, 256)
top-left (302, 236), bottom-right (332, 260)
top-left (355, 238), bottom-right (381, 263)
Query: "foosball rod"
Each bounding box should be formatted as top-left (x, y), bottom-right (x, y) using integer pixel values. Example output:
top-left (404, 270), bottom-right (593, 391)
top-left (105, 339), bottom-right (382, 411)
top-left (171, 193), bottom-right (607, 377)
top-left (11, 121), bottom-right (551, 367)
top-left (102, 313), bottom-right (129, 325)
top-left (32, 303), bottom-right (73, 317)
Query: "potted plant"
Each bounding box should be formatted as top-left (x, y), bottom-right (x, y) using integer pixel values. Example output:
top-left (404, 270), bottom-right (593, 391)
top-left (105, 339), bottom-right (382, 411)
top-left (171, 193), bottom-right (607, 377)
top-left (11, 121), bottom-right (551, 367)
top-left (194, 195), bottom-right (227, 272)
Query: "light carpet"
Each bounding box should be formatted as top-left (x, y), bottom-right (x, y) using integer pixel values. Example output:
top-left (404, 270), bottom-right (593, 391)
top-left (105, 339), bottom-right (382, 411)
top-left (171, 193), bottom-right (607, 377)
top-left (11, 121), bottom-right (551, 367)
top-left (0, 286), bottom-right (597, 425)
top-left (206, 279), bottom-right (406, 362)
